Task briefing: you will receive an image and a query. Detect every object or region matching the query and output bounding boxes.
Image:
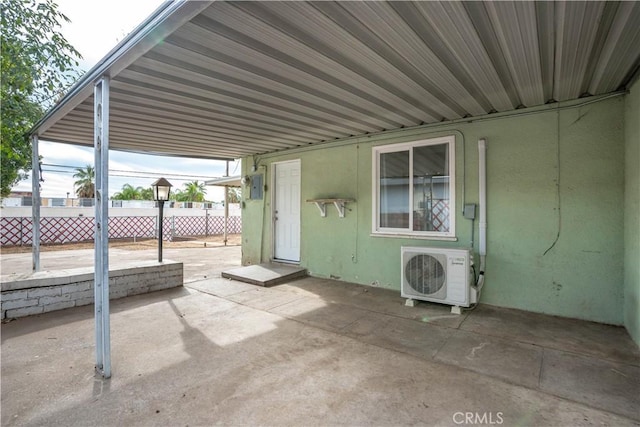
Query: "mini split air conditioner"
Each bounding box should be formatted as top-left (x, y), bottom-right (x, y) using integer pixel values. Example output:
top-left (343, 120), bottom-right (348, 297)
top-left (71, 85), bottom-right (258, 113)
top-left (401, 247), bottom-right (476, 308)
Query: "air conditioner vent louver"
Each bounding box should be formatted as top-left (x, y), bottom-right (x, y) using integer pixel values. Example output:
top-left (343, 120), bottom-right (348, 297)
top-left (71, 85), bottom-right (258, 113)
top-left (401, 247), bottom-right (474, 307)
top-left (405, 254), bottom-right (445, 295)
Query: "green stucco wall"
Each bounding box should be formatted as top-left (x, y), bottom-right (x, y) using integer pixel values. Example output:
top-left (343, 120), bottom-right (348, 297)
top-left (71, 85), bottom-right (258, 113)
top-left (624, 78), bottom-right (640, 345)
top-left (242, 96), bottom-right (626, 325)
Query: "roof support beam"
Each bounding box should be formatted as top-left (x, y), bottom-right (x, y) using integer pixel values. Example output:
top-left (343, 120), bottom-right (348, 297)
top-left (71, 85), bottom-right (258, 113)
top-left (94, 77), bottom-right (111, 379)
top-left (31, 135), bottom-right (40, 272)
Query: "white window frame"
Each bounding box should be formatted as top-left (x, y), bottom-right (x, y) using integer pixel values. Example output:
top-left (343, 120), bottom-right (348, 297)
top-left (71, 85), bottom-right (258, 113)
top-left (372, 135), bottom-right (456, 239)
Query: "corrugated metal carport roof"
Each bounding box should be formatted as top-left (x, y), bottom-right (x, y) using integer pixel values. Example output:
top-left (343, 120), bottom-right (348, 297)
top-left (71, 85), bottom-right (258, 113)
top-left (33, 1), bottom-right (640, 160)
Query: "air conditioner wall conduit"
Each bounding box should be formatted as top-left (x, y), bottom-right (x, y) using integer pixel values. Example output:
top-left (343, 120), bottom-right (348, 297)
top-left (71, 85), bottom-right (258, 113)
top-left (477, 138), bottom-right (487, 295)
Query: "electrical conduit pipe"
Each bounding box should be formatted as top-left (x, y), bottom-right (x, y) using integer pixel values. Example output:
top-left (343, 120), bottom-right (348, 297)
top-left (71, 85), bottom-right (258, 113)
top-left (477, 138), bottom-right (487, 292)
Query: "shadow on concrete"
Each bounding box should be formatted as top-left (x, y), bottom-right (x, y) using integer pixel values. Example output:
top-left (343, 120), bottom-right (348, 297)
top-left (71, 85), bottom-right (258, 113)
top-left (2, 275), bottom-right (639, 425)
top-left (0, 287), bottom-right (191, 344)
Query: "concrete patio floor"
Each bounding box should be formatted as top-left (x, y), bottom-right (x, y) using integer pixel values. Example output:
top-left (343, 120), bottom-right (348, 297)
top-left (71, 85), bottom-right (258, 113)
top-left (1, 246), bottom-right (639, 426)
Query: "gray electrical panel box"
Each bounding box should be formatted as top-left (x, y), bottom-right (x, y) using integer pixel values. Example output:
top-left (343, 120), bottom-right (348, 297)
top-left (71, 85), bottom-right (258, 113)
top-left (250, 174), bottom-right (264, 200)
top-left (463, 203), bottom-right (476, 220)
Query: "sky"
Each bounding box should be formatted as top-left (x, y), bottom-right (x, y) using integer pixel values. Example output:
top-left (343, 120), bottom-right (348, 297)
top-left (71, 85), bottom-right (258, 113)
top-left (12, 0), bottom-right (239, 201)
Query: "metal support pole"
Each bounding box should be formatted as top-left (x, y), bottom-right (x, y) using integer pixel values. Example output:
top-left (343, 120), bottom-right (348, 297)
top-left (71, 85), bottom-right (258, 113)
top-left (31, 135), bottom-right (40, 271)
top-left (158, 202), bottom-right (164, 262)
top-left (224, 187), bottom-right (229, 246)
top-left (94, 77), bottom-right (111, 379)
top-left (224, 160), bottom-right (229, 245)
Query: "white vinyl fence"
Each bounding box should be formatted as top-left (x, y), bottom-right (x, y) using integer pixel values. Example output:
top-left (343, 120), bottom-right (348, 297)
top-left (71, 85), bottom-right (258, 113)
top-left (0, 207), bottom-right (241, 246)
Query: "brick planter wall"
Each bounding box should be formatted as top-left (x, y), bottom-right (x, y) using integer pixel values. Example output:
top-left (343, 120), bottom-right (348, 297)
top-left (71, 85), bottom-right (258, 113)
top-left (1, 261), bottom-right (183, 319)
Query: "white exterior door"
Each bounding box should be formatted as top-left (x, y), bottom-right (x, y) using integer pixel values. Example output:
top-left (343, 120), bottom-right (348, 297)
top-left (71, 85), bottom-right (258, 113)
top-left (273, 160), bottom-right (301, 262)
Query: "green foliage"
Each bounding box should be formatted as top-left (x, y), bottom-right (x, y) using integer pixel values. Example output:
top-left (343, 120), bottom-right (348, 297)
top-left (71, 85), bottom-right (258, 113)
top-left (170, 180), bottom-right (206, 202)
top-left (111, 184), bottom-right (154, 201)
top-left (1, 0), bottom-right (82, 197)
top-left (139, 186), bottom-right (154, 201)
top-left (184, 180), bottom-right (206, 202)
top-left (73, 165), bottom-right (94, 198)
top-left (112, 183), bottom-right (140, 200)
top-left (170, 189), bottom-right (186, 202)
top-left (227, 187), bottom-right (241, 203)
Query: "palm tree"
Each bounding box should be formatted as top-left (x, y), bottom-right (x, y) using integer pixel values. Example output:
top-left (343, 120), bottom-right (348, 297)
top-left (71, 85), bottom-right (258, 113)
top-left (169, 189), bottom-right (183, 202)
top-left (112, 183), bottom-right (142, 200)
top-left (227, 187), bottom-right (241, 203)
top-left (182, 180), bottom-right (206, 202)
top-left (139, 187), bottom-right (154, 201)
top-left (73, 165), bottom-right (95, 198)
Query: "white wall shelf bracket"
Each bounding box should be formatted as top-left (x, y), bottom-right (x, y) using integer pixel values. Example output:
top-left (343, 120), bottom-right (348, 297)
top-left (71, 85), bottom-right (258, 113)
top-left (306, 199), bottom-right (354, 218)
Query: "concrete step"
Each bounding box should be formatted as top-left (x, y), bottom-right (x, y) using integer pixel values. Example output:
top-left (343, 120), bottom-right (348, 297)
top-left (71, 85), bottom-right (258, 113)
top-left (221, 263), bottom-right (307, 287)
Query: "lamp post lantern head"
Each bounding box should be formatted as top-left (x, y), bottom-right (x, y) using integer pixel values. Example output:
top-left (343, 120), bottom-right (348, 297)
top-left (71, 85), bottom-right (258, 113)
top-left (151, 178), bottom-right (172, 201)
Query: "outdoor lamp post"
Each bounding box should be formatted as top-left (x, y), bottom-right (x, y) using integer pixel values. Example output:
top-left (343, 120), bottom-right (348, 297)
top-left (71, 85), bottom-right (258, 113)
top-left (151, 178), bottom-right (172, 262)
